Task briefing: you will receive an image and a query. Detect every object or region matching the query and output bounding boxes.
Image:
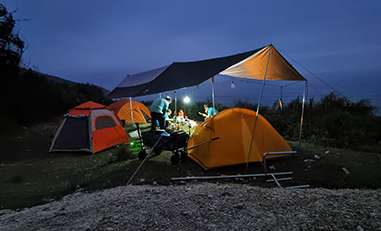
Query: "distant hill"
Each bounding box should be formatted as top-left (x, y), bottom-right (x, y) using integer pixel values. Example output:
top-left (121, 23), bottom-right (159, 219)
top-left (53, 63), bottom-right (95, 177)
top-left (19, 69), bottom-right (110, 96)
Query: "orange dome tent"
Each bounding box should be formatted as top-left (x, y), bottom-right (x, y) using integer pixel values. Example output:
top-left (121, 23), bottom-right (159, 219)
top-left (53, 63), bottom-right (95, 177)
top-left (187, 108), bottom-right (292, 169)
top-left (49, 101), bottom-right (129, 153)
top-left (109, 99), bottom-right (151, 124)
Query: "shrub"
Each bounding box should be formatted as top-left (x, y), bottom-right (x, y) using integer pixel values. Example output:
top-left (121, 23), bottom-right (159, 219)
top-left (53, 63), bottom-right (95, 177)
top-left (114, 144), bottom-right (132, 161)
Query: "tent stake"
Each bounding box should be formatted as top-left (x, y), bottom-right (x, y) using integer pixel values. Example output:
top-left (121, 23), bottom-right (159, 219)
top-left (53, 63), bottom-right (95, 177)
top-left (171, 171), bottom-right (293, 181)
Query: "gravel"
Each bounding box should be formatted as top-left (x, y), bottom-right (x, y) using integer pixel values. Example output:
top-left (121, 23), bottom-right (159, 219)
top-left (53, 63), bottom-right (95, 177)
top-left (1, 182), bottom-right (380, 231)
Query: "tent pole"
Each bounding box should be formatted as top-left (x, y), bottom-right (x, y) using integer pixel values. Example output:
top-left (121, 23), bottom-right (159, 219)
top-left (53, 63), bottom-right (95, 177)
top-left (298, 81), bottom-right (307, 148)
top-left (211, 77), bottom-right (215, 115)
top-left (246, 45), bottom-right (272, 172)
top-left (174, 90), bottom-right (177, 116)
top-left (129, 97), bottom-right (134, 124)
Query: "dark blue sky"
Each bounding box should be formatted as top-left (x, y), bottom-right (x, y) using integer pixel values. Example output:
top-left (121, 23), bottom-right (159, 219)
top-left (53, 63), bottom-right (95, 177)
top-left (4, 1), bottom-right (381, 109)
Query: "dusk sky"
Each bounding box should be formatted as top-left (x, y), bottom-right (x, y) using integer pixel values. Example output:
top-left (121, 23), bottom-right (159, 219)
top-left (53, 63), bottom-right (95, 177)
top-left (3, 1), bottom-right (381, 110)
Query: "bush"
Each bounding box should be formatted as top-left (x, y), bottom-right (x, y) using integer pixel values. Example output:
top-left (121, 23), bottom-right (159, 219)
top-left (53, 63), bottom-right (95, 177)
top-left (231, 93), bottom-right (381, 151)
top-left (114, 144), bottom-right (132, 161)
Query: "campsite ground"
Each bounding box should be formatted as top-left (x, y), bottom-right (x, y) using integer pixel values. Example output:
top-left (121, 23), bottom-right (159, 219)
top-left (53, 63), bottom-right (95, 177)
top-left (0, 122), bottom-right (380, 210)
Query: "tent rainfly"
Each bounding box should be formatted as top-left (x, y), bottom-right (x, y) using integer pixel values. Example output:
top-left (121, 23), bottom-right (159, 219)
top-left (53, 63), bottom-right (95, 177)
top-left (187, 108), bottom-right (292, 169)
top-left (109, 98), bottom-right (151, 124)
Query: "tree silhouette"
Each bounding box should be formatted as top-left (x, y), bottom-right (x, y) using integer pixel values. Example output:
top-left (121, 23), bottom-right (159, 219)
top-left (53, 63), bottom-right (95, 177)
top-left (0, 4), bottom-right (24, 69)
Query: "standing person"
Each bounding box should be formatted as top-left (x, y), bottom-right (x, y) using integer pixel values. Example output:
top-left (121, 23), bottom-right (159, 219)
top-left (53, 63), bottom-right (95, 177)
top-left (199, 104), bottom-right (218, 120)
top-left (150, 96), bottom-right (172, 130)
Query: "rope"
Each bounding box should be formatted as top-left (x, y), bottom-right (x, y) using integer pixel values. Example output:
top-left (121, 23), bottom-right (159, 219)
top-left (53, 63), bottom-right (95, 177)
top-left (95, 133), bottom-right (165, 228)
top-left (113, 135), bottom-right (163, 201)
top-left (275, 45), bottom-right (380, 122)
top-left (274, 45), bottom-right (340, 95)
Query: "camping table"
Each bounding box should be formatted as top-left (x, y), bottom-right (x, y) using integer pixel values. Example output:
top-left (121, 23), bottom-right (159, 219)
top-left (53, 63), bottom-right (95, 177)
top-left (138, 130), bottom-right (189, 164)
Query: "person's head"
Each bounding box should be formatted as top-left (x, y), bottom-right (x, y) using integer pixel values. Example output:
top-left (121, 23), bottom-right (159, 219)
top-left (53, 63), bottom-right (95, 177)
top-left (204, 104), bottom-right (209, 109)
top-left (165, 96), bottom-right (172, 104)
top-left (167, 109), bottom-right (172, 116)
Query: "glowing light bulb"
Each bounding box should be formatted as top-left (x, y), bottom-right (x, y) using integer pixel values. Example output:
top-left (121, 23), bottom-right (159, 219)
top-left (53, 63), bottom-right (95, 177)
top-left (184, 96), bottom-right (190, 103)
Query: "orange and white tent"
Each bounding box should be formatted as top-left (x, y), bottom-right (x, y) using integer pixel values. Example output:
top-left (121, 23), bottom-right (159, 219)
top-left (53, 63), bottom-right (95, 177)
top-left (187, 108), bottom-right (292, 169)
top-left (49, 101), bottom-right (129, 153)
top-left (109, 99), bottom-right (151, 124)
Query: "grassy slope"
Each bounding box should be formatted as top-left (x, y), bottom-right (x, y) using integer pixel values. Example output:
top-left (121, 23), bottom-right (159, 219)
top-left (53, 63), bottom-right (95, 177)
top-left (0, 123), bottom-right (380, 210)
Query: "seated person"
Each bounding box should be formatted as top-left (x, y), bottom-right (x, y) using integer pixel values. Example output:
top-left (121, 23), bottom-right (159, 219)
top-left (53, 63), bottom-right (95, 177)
top-left (176, 110), bottom-right (185, 123)
top-left (178, 109), bottom-right (184, 117)
top-left (199, 104), bottom-right (218, 120)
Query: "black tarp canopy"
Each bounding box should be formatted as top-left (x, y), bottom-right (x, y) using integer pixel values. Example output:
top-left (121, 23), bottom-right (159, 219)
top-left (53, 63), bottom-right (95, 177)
top-left (108, 45), bottom-right (306, 98)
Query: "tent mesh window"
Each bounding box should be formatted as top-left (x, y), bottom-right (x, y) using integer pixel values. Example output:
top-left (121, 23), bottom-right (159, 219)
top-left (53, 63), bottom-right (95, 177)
top-left (95, 116), bottom-right (117, 130)
top-left (53, 117), bottom-right (91, 150)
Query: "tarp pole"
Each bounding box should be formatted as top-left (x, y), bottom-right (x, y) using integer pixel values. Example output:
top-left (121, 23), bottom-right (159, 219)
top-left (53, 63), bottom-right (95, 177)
top-left (298, 81), bottom-right (307, 148)
top-left (129, 97), bottom-right (134, 124)
top-left (174, 90), bottom-right (177, 116)
top-left (211, 77), bottom-right (215, 115)
top-left (246, 45), bottom-right (272, 171)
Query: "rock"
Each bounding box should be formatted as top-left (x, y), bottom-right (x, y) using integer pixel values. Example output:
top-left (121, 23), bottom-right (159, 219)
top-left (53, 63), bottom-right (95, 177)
top-left (181, 211), bottom-right (190, 216)
top-left (356, 225), bottom-right (364, 231)
top-left (303, 159), bottom-right (315, 163)
top-left (233, 204), bottom-right (245, 210)
top-left (342, 167), bottom-right (350, 174)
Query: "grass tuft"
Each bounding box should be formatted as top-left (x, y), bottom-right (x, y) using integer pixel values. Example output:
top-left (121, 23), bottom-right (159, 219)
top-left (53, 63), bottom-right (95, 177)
top-left (114, 144), bottom-right (132, 162)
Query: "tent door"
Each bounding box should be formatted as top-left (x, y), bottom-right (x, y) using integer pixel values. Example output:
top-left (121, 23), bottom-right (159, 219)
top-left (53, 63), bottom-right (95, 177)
top-left (49, 116), bottom-right (92, 152)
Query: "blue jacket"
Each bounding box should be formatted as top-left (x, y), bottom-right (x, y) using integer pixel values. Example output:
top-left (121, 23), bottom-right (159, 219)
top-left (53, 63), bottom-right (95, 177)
top-left (207, 107), bottom-right (218, 116)
top-left (150, 98), bottom-right (169, 114)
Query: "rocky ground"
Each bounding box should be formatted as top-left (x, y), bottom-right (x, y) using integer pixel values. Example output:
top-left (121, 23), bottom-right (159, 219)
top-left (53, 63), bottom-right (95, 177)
top-left (1, 182), bottom-right (380, 231)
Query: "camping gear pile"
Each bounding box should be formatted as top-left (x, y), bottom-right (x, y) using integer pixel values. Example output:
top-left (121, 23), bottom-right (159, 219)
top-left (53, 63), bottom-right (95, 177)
top-left (138, 130), bottom-right (189, 164)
